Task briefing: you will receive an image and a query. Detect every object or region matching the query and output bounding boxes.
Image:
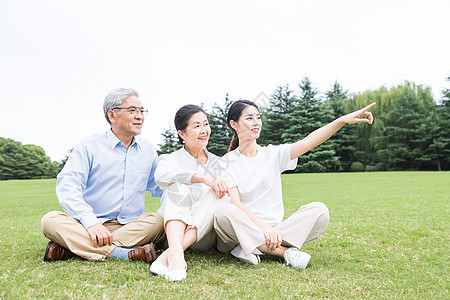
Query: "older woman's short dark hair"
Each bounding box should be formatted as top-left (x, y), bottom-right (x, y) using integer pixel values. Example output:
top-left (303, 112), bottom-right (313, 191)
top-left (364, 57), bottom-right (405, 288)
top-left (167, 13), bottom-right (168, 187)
top-left (174, 104), bottom-right (207, 144)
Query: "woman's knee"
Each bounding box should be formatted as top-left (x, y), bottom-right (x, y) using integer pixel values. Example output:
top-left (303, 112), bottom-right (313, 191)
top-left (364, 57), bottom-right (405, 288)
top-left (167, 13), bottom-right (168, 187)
top-left (306, 202), bottom-right (328, 213)
top-left (300, 202), bottom-right (330, 223)
top-left (310, 202), bottom-right (330, 227)
top-left (162, 183), bottom-right (192, 206)
top-left (213, 203), bottom-right (235, 226)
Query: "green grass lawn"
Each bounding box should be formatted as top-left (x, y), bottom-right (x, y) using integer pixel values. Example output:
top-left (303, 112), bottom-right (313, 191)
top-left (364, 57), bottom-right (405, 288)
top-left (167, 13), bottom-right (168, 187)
top-left (0, 172), bottom-right (448, 299)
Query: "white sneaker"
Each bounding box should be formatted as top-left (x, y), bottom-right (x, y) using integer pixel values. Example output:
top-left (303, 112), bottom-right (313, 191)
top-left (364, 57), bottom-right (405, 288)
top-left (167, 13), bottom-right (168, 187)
top-left (149, 260), bottom-right (168, 276)
top-left (164, 267), bottom-right (187, 282)
top-left (284, 248), bottom-right (311, 269)
top-left (231, 245), bottom-right (260, 265)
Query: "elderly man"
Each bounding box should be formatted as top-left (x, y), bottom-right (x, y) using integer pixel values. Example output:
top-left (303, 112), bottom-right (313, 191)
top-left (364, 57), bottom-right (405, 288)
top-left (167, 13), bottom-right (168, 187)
top-left (41, 88), bottom-right (165, 262)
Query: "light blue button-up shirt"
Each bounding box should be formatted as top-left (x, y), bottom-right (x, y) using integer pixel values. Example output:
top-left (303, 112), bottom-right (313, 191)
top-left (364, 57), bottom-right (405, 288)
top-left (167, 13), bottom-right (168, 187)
top-left (56, 129), bottom-right (163, 229)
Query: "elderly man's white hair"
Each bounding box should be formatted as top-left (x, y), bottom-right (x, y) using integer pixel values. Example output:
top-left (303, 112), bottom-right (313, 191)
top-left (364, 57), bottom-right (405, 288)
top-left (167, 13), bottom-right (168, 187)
top-left (103, 88), bottom-right (140, 124)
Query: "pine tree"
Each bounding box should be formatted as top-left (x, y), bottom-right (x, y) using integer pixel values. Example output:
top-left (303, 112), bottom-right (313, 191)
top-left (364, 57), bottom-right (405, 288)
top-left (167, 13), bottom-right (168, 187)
top-left (420, 76), bottom-right (450, 170)
top-left (375, 83), bottom-right (435, 170)
top-left (208, 93), bottom-right (234, 156)
top-left (324, 82), bottom-right (356, 171)
top-left (441, 76), bottom-right (450, 107)
top-left (415, 106), bottom-right (446, 170)
top-left (284, 77), bottom-right (338, 172)
top-left (259, 85), bottom-right (295, 146)
top-left (157, 127), bottom-right (181, 155)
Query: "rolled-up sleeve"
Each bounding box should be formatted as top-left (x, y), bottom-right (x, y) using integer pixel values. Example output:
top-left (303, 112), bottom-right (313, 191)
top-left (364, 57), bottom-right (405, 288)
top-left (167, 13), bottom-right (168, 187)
top-left (155, 154), bottom-right (196, 190)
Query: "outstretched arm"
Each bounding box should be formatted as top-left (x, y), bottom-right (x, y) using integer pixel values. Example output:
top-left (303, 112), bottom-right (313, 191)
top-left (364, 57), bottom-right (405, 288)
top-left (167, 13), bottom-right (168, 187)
top-left (290, 102), bottom-right (375, 160)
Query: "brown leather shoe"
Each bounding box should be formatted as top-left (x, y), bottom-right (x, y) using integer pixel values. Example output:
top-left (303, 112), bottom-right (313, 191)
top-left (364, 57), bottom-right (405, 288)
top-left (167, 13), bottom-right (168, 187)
top-left (43, 241), bottom-right (78, 262)
top-left (128, 242), bottom-right (156, 263)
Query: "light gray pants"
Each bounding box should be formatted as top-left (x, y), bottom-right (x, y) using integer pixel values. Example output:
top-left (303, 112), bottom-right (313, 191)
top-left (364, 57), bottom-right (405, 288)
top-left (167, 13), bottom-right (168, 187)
top-left (214, 202), bottom-right (330, 256)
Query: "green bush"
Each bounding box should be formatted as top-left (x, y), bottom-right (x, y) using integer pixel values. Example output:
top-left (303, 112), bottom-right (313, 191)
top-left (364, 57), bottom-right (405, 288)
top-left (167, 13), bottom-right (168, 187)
top-left (350, 161), bottom-right (365, 172)
top-left (375, 162), bottom-right (387, 171)
top-left (296, 161), bottom-right (326, 173)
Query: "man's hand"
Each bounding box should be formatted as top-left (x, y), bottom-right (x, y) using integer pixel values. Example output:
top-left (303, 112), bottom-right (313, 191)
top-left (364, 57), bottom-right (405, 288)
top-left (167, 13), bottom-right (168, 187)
top-left (86, 223), bottom-right (113, 248)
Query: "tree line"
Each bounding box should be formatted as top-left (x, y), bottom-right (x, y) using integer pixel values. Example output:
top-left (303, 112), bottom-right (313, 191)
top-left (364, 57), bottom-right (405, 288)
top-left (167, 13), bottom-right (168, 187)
top-left (158, 76), bottom-right (450, 172)
top-left (0, 138), bottom-right (64, 180)
top-left (1, 76), bottom-right (449, 180)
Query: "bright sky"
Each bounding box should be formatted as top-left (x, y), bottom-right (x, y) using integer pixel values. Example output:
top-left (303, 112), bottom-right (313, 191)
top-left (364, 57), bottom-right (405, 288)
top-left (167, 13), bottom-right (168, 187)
top-left (1, 0), bottom-right (449, 161)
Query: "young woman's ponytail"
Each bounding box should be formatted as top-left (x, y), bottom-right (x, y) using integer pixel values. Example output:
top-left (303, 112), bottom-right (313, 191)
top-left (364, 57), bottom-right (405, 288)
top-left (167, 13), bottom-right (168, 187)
top-left (227, 132), bottom-right (239, 152)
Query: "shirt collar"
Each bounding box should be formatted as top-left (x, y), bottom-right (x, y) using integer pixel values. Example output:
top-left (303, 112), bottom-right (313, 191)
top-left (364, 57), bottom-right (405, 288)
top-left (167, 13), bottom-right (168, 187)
top-left (181, 147), bottom-right (209, 164)
top-left (105, 129), bottom-right (141, 150)
top-left (234, 145), bottom-right (261, 158)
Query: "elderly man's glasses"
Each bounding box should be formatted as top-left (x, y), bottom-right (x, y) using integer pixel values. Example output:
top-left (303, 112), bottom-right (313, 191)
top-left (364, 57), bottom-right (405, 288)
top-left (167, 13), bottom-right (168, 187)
top-left (112, 106), bottom-right (148, 117)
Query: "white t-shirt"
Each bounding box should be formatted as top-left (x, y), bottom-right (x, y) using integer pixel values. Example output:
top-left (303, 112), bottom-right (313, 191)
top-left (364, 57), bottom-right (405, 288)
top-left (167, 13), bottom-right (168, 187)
top-left (155, 147), bottom-right (236, 203)
top-left (223, 144), bottom-right (298, 226)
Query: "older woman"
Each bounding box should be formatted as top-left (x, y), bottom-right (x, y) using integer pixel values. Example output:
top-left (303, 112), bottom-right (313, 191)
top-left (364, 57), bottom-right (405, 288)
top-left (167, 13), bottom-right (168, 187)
top-left (214, 100), bottom-right (375, 268)
top-left (150, 104), bottom-right (236, 281)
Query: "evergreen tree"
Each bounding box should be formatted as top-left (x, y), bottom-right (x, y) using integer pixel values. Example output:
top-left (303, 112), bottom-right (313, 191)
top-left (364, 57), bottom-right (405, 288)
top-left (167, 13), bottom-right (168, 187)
top-left (436, 77), bottom-right (450, 169)
top-left (259, 85), bottom-right (290, 146)
top-left (208, 93), bottom-right (233, 156)
top-left (374, 83), bottom-right (435, 170)
top-left (324, 82), bottom-right (356, 170)
top-left (157, 127), bottom-right (181, 155)
top-left (420, 76), bottom-right (450, 170)
top-left (284, 77), bottom-right (338, 172)
top-left (415, 105), bottom-right (447, 170)
top-left (259, 85), bottom-right (295, 146)
top-left (441, 76), bottom-right (450, 107)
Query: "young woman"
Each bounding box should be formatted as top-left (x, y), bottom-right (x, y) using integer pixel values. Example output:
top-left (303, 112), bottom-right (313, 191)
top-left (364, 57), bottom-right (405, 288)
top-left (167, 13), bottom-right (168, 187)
top-left (150, 104), bottom-right (236, 281)
top-left (214, 100), bottom-right (375, 268)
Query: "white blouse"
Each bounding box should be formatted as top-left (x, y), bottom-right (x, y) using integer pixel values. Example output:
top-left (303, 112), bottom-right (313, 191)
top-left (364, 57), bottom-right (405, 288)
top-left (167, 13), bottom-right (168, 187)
top-left (155, 147), bottom-right (236, 203)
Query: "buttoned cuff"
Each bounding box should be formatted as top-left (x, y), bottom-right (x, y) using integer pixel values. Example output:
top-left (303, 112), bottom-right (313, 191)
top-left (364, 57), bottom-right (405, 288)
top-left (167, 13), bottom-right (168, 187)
top-left (80, 213), bottom-right (101, 229)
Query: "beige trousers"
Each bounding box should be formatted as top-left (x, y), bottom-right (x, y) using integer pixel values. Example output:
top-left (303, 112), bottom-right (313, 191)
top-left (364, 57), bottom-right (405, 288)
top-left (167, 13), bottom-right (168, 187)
top-left (41, 211), bottom-right (165, 261)
top-left (158, 183), bottom-right (228, 251)
top-left (214, 202), bottom-right (330, 256)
